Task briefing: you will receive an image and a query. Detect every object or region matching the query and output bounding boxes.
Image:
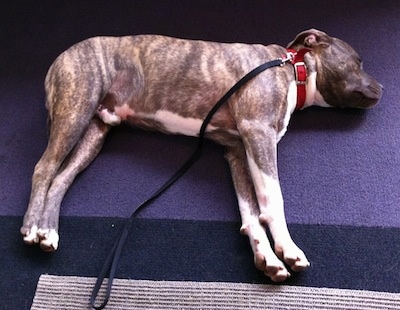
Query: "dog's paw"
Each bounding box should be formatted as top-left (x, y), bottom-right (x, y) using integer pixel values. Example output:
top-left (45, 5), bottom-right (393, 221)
top-left (21, 225), bottom-right (40, 244)
top-left (21, 225), bottom-right (59, 252)
top-left (243, 223), bottom-right (291, 282)
top-left (254, 250), bottom-right (291, 282)
top-left (37, 228), bottom-right (59, 252)
top-left (275, 243), bottom-right (310, 272)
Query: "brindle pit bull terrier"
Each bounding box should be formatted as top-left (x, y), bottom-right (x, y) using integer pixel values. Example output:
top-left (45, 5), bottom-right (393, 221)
top-left (21, 29), bottom-right (382, 282)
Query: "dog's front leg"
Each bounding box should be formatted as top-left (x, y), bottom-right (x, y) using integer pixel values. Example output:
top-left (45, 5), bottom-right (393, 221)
top-left (252, 163), bottom-right (310, 274)
top-left (226, 144), bottom-right (290, 281)
top-left (236, 119), bottom-right (310, 278)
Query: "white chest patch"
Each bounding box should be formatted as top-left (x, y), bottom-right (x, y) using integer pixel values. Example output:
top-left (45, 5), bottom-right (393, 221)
top-left (277, 81), bottom-right (297, 142)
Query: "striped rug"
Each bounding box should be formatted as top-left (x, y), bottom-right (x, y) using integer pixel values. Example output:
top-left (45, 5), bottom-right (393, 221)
top-left (32, 274), bottom-right (400, 310)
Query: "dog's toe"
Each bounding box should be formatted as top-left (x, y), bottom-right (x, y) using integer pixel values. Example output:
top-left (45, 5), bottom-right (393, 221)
top-left (267, 268), bottom-right (291, 282)
top-left (276, 244), bottom-right (310, 272)
top-left (255, 251), bottom-right (291, 282)
top-left (38, 228), bottom-right (59, 252)
top-left (21, 225), bottom-right (40, 244)
top-left (291, 258), bottom-right (310, 272)
top-left (284, 254), bottom-right (310, 272)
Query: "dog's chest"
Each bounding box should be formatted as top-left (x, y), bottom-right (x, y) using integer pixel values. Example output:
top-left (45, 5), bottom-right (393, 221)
top-left (277, 81), bottom-right (297, 141)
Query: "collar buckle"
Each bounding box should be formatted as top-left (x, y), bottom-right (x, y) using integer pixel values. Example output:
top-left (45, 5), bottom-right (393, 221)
top-left (294, 62), bottom-right (307, 85)
top-left (287, 48), bottom-right (311, 110)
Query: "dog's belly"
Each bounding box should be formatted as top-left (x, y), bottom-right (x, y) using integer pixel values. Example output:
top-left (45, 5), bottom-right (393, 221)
top-left (137, 110), bottom-right (219, 136)
top-left (98, 103), bottom-right (240, 142)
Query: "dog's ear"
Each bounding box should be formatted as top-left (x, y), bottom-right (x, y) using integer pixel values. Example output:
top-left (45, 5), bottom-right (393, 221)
top-left (287, 29), bottom-right (333, 50)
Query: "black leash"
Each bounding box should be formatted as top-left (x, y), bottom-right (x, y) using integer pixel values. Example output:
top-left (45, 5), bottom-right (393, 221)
top-left (90, 56), bottom-right (289, 309)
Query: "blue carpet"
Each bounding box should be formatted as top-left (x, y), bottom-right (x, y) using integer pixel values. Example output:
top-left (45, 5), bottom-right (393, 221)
top-left (1, 1), bottom-right (399, 309)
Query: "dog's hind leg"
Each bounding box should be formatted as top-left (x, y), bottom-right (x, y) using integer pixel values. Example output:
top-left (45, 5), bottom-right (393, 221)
top-left (21, 80), bottom-right (103, 247)
top-left (35, 117), bottom-right (111, 251)
top-left (22, 122), bottom-right (84, 244)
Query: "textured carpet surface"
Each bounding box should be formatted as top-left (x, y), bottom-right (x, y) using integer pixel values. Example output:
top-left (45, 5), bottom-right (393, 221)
top-left (32, 275), bottom-right (400, 310)
top-left (1, 1), bottom-right (399, 309)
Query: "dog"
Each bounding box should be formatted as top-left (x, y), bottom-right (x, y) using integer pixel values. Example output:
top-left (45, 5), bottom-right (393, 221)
top-left (21, 29), bottom-right (382, 282)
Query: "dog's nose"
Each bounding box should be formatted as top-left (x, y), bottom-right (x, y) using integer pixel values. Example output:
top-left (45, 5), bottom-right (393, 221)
top-left (367, 79), bottom-right (383, 100)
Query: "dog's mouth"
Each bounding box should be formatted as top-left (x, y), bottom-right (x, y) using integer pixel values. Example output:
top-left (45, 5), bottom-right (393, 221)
top-left (352, 81), bottom-right (383, 109)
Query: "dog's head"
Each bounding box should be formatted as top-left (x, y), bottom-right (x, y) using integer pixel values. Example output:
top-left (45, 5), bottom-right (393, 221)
top-left (287, 29), bottom-right (382, 109)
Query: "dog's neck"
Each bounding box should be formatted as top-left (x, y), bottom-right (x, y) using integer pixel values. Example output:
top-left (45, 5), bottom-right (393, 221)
top-left (303, 71), bottom-right (331, 109)
top-left (288, 48), bottom-right (331, 110)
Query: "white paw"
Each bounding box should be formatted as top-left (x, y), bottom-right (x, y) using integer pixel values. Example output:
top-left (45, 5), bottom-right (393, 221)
top-left (37, 228), bottom-right (59, 252)
top-left (254, 244), bottom-right (291, 282)
top-left (22, 225), bottom-right (39, 244)
top-left (243, 222), bottom-right (291, 282)
top-left (275, 243), bottom-right (310, 272)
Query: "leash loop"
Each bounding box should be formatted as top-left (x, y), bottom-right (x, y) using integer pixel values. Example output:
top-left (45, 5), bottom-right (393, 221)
top-left (90, 57), bottom-right (285, 309)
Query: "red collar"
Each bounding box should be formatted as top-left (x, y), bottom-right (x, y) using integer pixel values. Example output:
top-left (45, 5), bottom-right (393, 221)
top-left (286, 48), bottom-right (311, 110)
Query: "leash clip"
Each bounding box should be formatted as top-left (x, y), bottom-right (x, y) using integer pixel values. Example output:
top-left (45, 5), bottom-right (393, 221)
top-left (281, 51), bottom-right (296, 65)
